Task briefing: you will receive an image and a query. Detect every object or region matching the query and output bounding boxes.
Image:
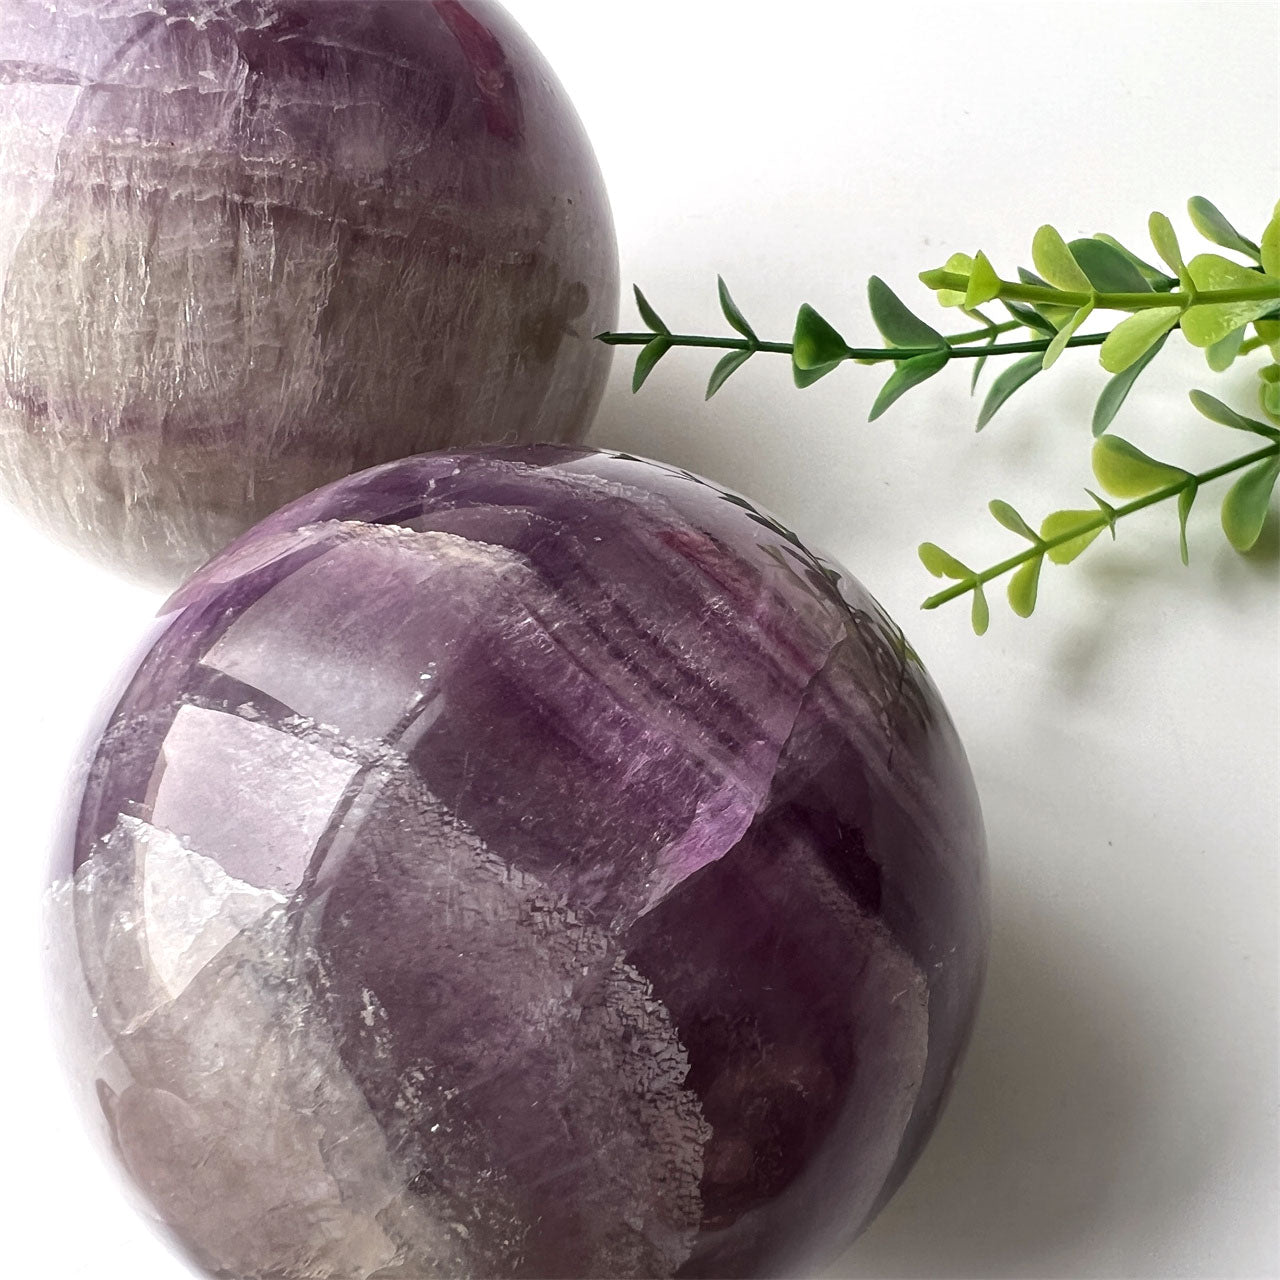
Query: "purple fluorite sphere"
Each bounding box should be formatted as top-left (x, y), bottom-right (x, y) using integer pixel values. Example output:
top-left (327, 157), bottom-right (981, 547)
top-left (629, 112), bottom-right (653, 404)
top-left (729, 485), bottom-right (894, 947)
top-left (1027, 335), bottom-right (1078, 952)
top-left (49, 446), bottom-right (988, 1279)
top-left (0, 0), bottom-right (617, 585)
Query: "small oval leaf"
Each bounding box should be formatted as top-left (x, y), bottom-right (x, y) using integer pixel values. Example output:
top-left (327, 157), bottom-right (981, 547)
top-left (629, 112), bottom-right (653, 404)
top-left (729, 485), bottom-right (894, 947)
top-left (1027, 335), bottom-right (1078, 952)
top-left (1221, 453), bottom-right (1280, 551)
top-left (1092, 435), bottom-right (1189, 498)
top-left (1206, 325), bottom-right (1246, 372)
top-left (1257, 319), bottom-right (1280, 361)
top-left (1043, 300), bottom-right (1094, 369)
top-left (970, 586), bottom-right (990, 636)
top-left (1093, 233), bottom-right (1176, 289)
top-left (869, 349), bottom-right (950, 420)
top-left (793, 360), bottom-right (843, 389)
top-left (1261, 202), bottom-right (1280, 277)
top-left (1148, 211), bottom-right (1188, 283)
top-left (1188, 388), bottom-right (1278, 435)
top-left (1031, 225), bottom-right (1092, 293)
top-left (867, 276), bottom-right (946, 349)
top-left (1007, 555), bottom-right (1042, 618)
top-left (918, 542), bottom-right (972, 579)
top-left (632, 336), bottom-right (672, 392)
top-left (1187, 197), bottom-right (1261, 262)
top-left (1099, 307), bottom-right (1181, 373)
top-left (976, 353), bottom-right (1043, 430)
top-left (633, 285), bottom-right (669, 335)
top-left (1002, 298), bottom-right (1058, 336)
top-left (1260, 365), bottom-right (1280, 422)
top-left (1068, 237), bottom-right (1151, 293)
top-left (1177, 482), bottom-right (1197, 566)
top-left (1182, 253), bottom-right (1279, 347)
top-left (989, 499), bottom-right (1040, 542)
top-left (717, 276), bottom-right (757, 342)
top-left (792, 303), bottom-right (849, 370)
top-left (1040, 510), bottom-right (1106, 564)
top-left (964, 251), bottom-right (1002, 309)
top-left (1093, 332), bottom-right (1168, 435)
top-left (705, 348), bottom-right (752, 400)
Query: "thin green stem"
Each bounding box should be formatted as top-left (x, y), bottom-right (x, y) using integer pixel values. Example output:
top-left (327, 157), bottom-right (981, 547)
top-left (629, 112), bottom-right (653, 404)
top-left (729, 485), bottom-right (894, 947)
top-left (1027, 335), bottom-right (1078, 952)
top-left (921, 270), bottom-right (1280, 312)
top-left (598, 332), bottom-right (793, 354)
top-left (922, 440), bottom-right (1280, 610)
top-left (948, 319), bottom-right (1023, 343)
top-left (597, 329), bottom-right (1107, 362)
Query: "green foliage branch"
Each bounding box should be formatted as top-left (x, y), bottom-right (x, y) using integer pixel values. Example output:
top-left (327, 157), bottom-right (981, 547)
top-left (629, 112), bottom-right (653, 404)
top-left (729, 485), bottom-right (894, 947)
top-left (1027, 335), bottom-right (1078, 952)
top-left (599, 198), bottom-right (1280, 631)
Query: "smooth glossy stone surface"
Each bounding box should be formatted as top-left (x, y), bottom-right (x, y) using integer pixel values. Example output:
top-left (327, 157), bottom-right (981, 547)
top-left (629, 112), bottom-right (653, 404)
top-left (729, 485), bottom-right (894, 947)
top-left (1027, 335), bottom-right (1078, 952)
top-left (48, 446), bottom-right (988, 1279)
top-left (0, 1), bottom-right (617, 585)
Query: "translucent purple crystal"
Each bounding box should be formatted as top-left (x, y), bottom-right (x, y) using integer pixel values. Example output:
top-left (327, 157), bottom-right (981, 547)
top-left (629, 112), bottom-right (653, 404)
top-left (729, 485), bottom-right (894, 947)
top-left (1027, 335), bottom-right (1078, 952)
top-left (48, 446), bottom-right (988, 1279)
top-left (0, 1), bottom-right (617, 584)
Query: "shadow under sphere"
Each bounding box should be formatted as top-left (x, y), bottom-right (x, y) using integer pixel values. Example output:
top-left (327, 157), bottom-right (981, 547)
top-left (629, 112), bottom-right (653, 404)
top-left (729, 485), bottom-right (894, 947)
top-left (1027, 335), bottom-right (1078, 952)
top-left (839, 884), bottom-right (1182, 1279)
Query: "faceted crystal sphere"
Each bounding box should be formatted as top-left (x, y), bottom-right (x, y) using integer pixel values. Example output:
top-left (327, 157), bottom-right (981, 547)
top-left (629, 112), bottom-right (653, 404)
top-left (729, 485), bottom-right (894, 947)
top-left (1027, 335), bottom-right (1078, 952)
top-left (48, 446), bottom-right (988, 1280)
top-left (0, 0), bottom-right (617, 585)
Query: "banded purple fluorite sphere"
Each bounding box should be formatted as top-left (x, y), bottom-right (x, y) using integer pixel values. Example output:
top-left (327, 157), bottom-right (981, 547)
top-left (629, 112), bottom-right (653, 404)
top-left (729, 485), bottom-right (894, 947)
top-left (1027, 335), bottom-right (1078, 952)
top-left (49, 446), bottom-right (988, 1280)
top-left (0, 0), bottom-right (617, 584)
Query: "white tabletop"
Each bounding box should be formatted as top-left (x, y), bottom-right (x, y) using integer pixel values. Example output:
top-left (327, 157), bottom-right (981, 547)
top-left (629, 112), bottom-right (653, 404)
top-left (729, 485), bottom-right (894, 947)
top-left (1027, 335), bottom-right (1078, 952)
top-left (5, 2), bottom-right (1277, 1277)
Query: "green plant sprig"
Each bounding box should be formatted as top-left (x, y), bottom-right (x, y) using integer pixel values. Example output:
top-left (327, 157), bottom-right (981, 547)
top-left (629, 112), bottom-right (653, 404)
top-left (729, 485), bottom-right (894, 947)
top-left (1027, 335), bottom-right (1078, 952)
top-left (599, 196), bottom-right (1280, 632)
top-left (920, 393), bottom-right (1280, 634)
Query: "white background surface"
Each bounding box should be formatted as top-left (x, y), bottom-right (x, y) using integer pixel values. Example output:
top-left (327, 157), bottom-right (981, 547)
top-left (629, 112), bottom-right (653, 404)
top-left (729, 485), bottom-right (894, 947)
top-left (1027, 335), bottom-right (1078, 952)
top-left (3, 2), bottom-right (1278, 1277)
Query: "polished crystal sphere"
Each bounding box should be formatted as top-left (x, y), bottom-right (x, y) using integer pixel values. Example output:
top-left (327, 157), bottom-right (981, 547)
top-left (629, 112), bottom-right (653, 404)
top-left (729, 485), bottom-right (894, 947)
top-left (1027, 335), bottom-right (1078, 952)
top-left (48, 446), bottom-right (988, 1279)
top-left (0, 1), bottom-right (617, 584)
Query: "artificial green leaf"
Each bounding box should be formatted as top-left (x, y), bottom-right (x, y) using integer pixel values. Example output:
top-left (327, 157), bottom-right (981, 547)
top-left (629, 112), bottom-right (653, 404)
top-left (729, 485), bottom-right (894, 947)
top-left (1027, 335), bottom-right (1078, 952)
top-left (1008, 555), bottom-right (1042, 618)
top-left (867, 277), bottom-right (946, 349)
top-left (989, 499), bottom-right (1040, 541)
top-left (970, 586), bottom-right (990, 636)
top-left (1086, 489), bottom-right (1119, 537)
top-left (717, 276), bottom-right (757, 342)
top-left (868, 350), bottom-right (950, 420)
top-left (1040, 510), bottom-right (1106, 564)
top-left (1099, 307), bottom-right (1181, 373)
top-left (1016, 268), bottom-right (1076, 329)
top-left (976, 353), bottom-right (1043, 430)
top-left (1221, 453), bottom-right (1280, 551)
top-left (1002, 298), bottom-right (1058, 336)
top-left (1261, 202), bottom-right (1280, 277)
top-left (1260, 365), bottom-right (1280, 422)
top-left (1031, 225), bottom-right (1092, 293)
top-left (928, 252), bottom-right (974, 307)
top-left (1148, 211), bottom-right (1188, 283)
top-left (1206, 325), bottom-right (1246, 372)
top-left (1182, 253), bottom-right (1280, 347)
top-left (964, 251), bottom-right (1002, 309)
top-left (1068, 238), bottom-right (1151, 293)
top-left (1092, 435), bottom-right (1189, 498)
top-left (705, 348), bottom-right (752, 400)
top-left (633, 285), bottom-right (669, 335)
top-left (1043, 300), bottom-right (1094, 369)
top-left (969, 328), bottom-right (999, 392)
top-left (1257, 318), bottom-right (1280, 362)
top-left (918, 542), bottom-right (971, 579)
top-left (1187, 197), bottom-right (1262, 262)
top-left (792, 303), bottom-right (849, 370)
top-left (1086, 489), bottom-right (1120, 536)
top-left (1093, 333), bottom-right (1168, 436)
top-left (1177, 482), bottom-right (1197, 566)
top-left (632, 336), bottom-right (672, 391)
top-left (1187, 388), bottom-right (1278, 436)
top-left (1094, 233), bottom-right (1176, 289)
top-left (793, 359), bottom-right (843, 388)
